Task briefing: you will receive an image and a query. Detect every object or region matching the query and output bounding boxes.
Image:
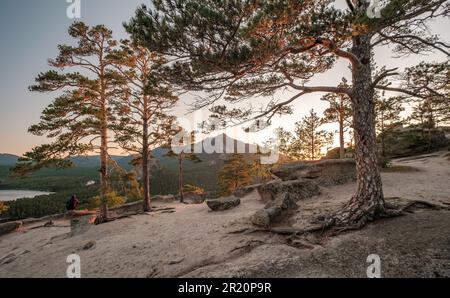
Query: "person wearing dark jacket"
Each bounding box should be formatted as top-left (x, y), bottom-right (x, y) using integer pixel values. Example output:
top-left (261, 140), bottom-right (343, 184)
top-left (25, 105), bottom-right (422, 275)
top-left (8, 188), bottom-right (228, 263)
top-left (66, 195), bottom-right (80, 211)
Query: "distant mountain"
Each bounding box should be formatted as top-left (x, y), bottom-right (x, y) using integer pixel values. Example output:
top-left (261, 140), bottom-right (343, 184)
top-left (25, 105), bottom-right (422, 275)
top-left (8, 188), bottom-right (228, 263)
top-left (0, 134), bottom-right (261, 192)
top-left (0, 154), bottom-right (19, 166)
top-left (69, 155), bottom-right (130, 169)
top-left (61, 133), bottom-right (258, 170)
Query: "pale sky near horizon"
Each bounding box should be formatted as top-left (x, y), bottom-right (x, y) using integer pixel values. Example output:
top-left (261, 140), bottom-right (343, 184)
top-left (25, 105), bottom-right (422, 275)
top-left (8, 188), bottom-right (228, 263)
top-left (0, 0), bottom-right (449, 156)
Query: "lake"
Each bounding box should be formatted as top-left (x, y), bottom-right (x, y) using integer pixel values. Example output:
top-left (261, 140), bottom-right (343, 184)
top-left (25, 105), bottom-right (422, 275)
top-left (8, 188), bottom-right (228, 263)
top-left (0, 190), bottom-right (53, 202)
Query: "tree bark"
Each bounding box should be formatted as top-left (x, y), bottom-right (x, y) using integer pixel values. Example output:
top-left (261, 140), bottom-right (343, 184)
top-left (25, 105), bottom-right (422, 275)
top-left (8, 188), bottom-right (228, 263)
top-left (98, 114), bottom-right (109, 223)
top-left (330, 33), bottom-right (386, 227)
top-left (142, 97), bottom-right (151, 211)
top-left (97, 63), bottom-right (109, 223)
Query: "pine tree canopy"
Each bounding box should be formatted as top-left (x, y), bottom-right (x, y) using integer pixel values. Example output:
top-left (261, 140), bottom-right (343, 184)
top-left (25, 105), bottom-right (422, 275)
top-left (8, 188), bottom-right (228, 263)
top-left (13, 22), bottom-right (126, 176)
top-left (126, 0), bottom-right (449, 127)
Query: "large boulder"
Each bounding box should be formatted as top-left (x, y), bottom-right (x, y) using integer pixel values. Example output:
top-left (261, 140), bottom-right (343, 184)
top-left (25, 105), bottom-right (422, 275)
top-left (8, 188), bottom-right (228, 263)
top-left (152, 194), bottom-right (176, 203)
top-left (0, 221), bottom-right (22, 237)
top-left (271, 159), bottom-right (356, 186)
top-left (182, 193), bottom-right (207, 204)
top-left (380, 128), bottom-right (449, 158)
top-left (109, 201), bottom-right (144, 217)
top-left (251, 193), bottom-right (298, 227)
top-left (206, 196), bottom-right (241, 212)
top-left (257, 179), bottom-right (320, 203)
top-left (233, 183), bottom-right (262, 198)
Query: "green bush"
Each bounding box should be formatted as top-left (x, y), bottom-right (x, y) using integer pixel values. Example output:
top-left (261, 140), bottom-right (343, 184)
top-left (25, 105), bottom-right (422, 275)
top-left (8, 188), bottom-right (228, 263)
top-left (88, 191), bottom-right (126, 209)
top-left (183, 184), bottom-right (205, 195)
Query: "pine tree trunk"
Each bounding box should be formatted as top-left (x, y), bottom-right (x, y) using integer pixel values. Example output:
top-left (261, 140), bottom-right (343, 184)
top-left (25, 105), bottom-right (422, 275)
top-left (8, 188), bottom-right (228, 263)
top-left (179, 154), bottom-right (184, 203)
top-left (331, 33), bottom-right (386, 227)
top-left (97, 56), bottom-right (109, 224)
top-left (98, 120), bottom-right (109, 223)
top-left (142, 107), bottom-right (151, 212)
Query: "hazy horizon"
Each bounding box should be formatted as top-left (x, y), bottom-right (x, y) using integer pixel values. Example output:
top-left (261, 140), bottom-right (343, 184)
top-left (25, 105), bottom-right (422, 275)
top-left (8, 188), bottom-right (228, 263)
top-left (1, 0), bottom-right (449, 156)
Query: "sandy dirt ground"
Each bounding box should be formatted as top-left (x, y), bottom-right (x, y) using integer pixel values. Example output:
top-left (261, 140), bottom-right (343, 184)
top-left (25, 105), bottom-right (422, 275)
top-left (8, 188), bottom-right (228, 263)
top-left (0, 151), bottom-right (449, 278)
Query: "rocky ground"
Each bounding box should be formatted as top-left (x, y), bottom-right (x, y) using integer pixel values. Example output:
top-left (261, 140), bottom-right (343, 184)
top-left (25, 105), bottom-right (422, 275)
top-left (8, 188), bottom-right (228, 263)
top-left (0, 151), bottom-right (449, 278)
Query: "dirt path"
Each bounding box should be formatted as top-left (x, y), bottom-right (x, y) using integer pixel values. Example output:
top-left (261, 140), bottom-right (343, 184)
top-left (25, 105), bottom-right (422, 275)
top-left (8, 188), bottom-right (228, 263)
top-left (0, 152), bottom-right (449, 278)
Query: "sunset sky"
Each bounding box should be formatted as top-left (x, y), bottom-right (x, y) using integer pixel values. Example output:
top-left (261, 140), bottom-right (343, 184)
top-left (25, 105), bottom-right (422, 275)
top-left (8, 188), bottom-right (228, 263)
top-left (0, 0), bottom-right (448, 156)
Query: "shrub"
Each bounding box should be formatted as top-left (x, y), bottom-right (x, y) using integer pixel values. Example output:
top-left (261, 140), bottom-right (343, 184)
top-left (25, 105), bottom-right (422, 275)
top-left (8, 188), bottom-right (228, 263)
top-left (88, 191), bottom-right (126, 209)
top-left (378, 156), bottom-right (391, 168)
top-left (0, 201), bottom-right (9, 215)
top-left (183, 184), bottom-right (205, 195)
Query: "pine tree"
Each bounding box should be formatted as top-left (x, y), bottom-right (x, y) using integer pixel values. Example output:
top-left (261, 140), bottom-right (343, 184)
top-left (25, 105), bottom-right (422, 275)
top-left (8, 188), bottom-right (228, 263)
top-left (251, 148), bottom-right (274, 183)
top-left (405, 61), bottom-right (450, 128)
top-left (375, 94), bottom-right (405, 157)
top-left (109, 40), bottom-right (178, 211)
top-left (218, 154), bottom-right (252, 196)
top-left (127, 0), bottom-right (449, 227)
top-left (274, 127), bottom-right (295, 161)
top-left (321, 80), bottom-right (353, 159)
top-left (12, 22), bottom-right (124, 223)
top-left (165, 130), bottom-right (202, 203)
top-left (291, 109), bottom-right (330, 160)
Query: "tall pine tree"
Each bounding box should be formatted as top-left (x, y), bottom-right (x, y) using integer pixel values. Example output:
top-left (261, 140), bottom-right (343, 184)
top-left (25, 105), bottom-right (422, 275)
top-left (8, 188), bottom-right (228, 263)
top-left (292, 109), bottom-right (330, 160)
top-left (13, 22), bottom-right (124, 222)
top-left (375, 94), bottom-right (404, 157)
top-left (321, 80), bottom-right (353, 159)
top-left (165, 129), bottom-right (202, 203)
top-left (110, 40), bottom-right (178, 211)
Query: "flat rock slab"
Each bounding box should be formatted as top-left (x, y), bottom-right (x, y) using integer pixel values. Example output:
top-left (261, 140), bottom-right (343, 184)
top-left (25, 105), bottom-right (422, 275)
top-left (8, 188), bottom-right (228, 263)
top-left (257, 180), bottom-right (320, 203)
top-left (251, 193), bottom-right (298, 227)
top-left (206, 196), bottom-right (241, 212)
top-left (271, 159), bottom-right (356, 186)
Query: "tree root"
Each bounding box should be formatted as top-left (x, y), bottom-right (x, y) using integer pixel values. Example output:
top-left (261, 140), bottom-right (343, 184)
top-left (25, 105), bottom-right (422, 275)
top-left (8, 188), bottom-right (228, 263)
top-left (230, 199), bottom-right (448, 240)
top-left (316, 199), bottom-right (448, 235)
top-left (228, 224), bottom-right (324, 237)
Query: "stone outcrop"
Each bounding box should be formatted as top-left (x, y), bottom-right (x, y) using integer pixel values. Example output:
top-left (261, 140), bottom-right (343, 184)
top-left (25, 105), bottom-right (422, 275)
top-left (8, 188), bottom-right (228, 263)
top-left (0, 221), bottom-right (22, 237)
top-left (181, 193), bottom-right (207, 204)
top-left (206, 196), bottom-right (241, 212)
top-left (257, 179), bottom-right (321, 203)
top-left (251, 176), bottom-right (322, 228)
top-left (109, 201), bottom-right (144, 217)
top-left (233, 183), bottom-right (262, 198)
top-left (152, 195), bottom-right (176, 203)
top-left (271, 159), bottom-right (356, 186)
top-left (251, 193), bottom-right (298, 227)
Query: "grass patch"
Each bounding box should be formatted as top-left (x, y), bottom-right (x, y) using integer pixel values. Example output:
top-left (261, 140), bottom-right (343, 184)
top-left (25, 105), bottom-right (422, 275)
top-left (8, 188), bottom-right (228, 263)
top-left (381, 165), bottom-right (421, 173)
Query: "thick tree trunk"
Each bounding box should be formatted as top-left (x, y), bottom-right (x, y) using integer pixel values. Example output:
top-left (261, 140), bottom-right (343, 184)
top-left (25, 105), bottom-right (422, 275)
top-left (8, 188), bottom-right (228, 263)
top-left (179, 154), bottom-right (184, 203)
top-left (330, 34), bottom-right (387, 227)
top-left (98, 120), bottom-right (109, 223)
top-left (97, 62), bottom-right (109, 224)
top-left (142, 113), bottom-right (151, 212)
